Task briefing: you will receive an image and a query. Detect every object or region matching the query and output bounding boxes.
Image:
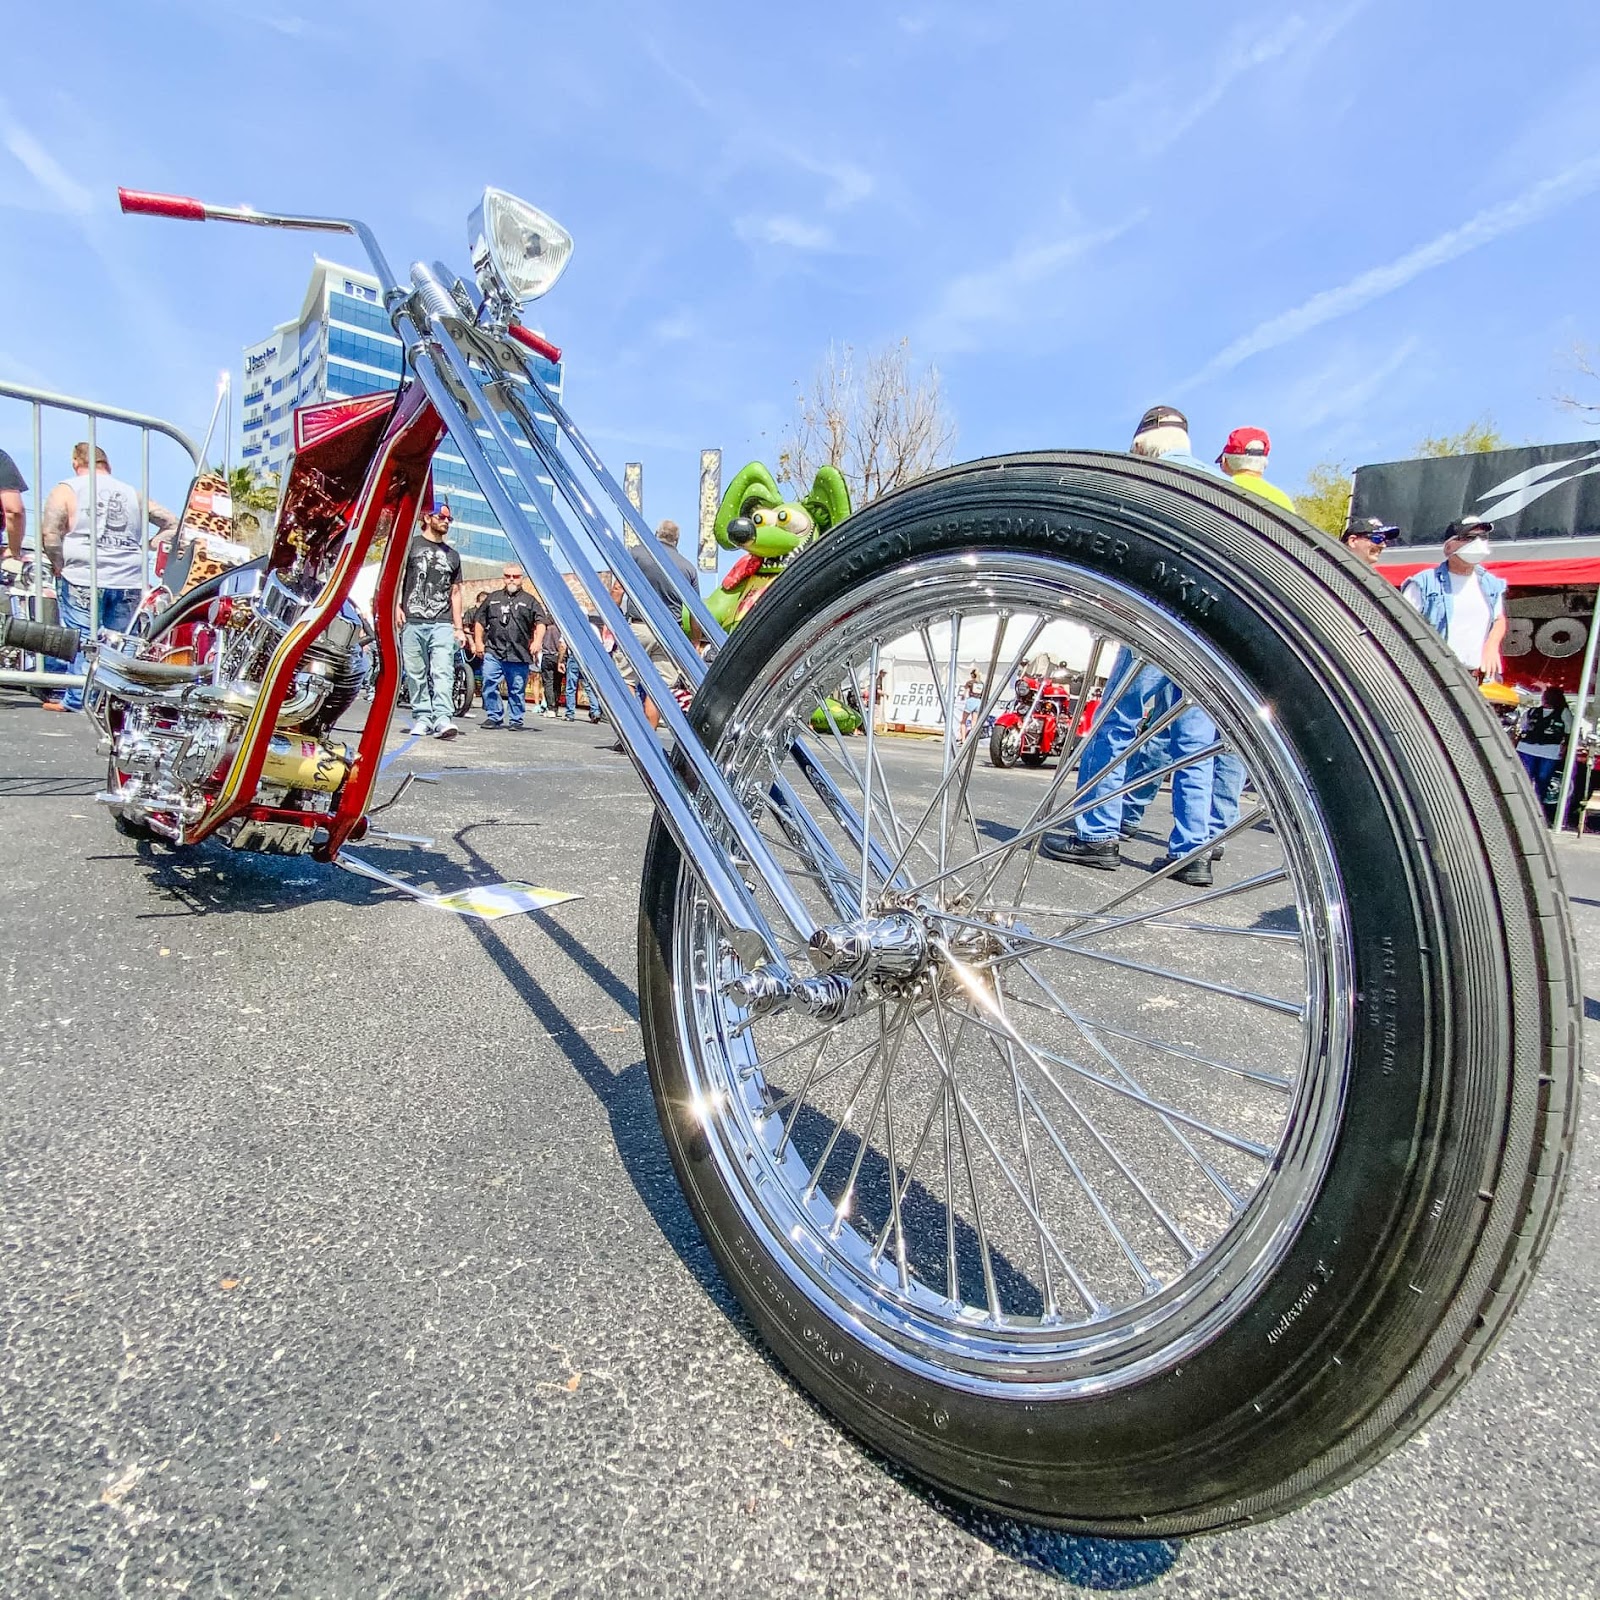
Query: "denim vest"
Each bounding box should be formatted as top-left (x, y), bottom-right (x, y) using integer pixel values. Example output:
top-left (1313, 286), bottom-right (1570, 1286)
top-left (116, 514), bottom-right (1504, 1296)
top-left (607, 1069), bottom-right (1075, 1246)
top-left (1404, 560), bottom-right (1507, 638)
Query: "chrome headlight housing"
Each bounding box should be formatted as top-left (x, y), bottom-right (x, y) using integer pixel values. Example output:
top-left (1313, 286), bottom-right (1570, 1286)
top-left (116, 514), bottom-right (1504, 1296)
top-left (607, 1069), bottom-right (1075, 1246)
top-left (468, 187), bottom-right (573, 312)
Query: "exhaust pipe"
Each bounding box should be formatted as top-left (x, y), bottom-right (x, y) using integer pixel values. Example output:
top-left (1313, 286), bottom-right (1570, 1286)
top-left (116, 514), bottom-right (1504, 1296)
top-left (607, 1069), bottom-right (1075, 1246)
top-left (0, 615), bottom-right (81, 664)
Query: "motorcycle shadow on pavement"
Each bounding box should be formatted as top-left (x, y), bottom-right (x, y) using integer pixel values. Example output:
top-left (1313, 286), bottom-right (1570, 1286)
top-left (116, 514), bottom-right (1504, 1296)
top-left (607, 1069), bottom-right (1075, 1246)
top-left (104, 835), bottom-right (384, 919)
top-left (442, 815), bottom-right (1187, 1592)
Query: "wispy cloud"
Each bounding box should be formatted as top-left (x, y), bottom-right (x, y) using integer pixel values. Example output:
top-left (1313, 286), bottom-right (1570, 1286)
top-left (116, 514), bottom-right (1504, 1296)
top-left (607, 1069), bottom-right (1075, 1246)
top-left (1185, 153), bottom-right (1600, 388)
top-left (735, 214), bottom-right (835, 252)
top-left (919, 214), bottom-right (1145, 353)
top-left (0, 108), bottom-right (93, 215)
top-left (1100, 1), bottom-right (1370, 158)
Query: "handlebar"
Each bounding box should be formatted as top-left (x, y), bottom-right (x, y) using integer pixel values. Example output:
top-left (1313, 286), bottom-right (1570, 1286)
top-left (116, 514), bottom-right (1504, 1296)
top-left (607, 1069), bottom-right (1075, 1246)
top-left (119, 188), bottom-right (207, 221)
top-left (509, 323), bottom-right (563, 365)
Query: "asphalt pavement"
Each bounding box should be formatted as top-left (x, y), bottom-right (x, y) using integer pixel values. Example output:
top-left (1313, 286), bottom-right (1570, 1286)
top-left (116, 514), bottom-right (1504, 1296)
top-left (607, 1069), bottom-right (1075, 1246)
top-left (2, 694), bottom-right (1596, 1600)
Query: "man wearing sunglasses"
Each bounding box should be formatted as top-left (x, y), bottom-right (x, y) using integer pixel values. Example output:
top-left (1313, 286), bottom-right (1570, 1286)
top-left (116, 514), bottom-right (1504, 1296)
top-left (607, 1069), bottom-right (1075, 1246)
top-left (1341, 516), bottom-right (1396, 569)
top-left (474, 564), bottom-right (545, 730)
top-left (398, 499), bottom-right (466, 738)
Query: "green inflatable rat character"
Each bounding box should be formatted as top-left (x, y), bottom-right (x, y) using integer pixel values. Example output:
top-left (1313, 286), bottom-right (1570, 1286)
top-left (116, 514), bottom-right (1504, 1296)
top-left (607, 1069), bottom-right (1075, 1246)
top-left (707, 461), bottom-right (851, 631)
top-left (709, 461), bottom-right (861, 732)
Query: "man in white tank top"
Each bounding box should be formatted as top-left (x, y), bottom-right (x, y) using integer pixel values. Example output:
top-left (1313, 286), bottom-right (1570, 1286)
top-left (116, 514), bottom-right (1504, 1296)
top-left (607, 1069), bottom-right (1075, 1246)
top-left (39, 443), bottom-right (177, 711)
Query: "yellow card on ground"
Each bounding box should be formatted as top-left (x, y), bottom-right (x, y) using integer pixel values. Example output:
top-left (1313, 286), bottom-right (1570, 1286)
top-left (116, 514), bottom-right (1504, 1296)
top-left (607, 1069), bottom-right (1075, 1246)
top-left (423, 883), bottom-right (581, 920)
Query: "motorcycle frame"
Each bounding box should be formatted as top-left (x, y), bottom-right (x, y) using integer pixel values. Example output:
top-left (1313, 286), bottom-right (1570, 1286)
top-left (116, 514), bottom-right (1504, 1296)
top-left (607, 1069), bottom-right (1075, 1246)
top-left (115, 189), bottom-right (885, 973)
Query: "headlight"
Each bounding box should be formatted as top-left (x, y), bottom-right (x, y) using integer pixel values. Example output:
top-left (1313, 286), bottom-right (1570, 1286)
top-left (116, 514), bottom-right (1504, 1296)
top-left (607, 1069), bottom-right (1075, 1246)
top-left (468, 187), bottom-right (573, 309)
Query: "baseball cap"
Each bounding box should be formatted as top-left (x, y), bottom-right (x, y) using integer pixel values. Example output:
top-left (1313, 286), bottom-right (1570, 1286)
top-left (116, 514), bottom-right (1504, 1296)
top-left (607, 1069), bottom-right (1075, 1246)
top-left (1135, 405), bottom-right (1188, 435)
top-left (1444, 515), bottom-right (1493, 540)
top-left (1343, 516), bottom-right (1398, 545)
top-left (1217, 426), bottom-right (1270, 463)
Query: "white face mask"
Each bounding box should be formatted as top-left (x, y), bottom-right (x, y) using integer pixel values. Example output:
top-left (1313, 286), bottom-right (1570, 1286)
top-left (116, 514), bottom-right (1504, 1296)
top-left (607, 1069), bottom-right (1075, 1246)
top-left (1453, 537), bottom-right (1491, 565)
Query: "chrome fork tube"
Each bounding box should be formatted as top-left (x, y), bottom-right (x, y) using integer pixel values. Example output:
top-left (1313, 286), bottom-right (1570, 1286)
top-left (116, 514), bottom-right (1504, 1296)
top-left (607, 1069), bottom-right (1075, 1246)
top-left (508, 356), bottom-right (727, 650)
top-left (396, 298), bottom-right (811, 962)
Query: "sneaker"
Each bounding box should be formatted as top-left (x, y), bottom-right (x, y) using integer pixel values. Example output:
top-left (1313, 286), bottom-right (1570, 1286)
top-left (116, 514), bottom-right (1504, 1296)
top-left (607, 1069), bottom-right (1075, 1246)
top-left (1211, 843), bottom-right (1226, 862)
top-left (1040, 833), bottom-right (1120, 870)
top-left (39, 699), bottom-right (70, 713)
top-left (508, 721), bottom-right (524, 731)
top-left (432, 721), bottom-right (460, 741)
top-left (482, 720), bottom-right (503, 730)
top-left (1160, 852), bottom-right (1213, 888)
top-left (1119, 819), bottom-right (1142, 841)
top-left (406, 720), bottom-right (434, 737)
top-left (564, 712), bottom-right (575, 722)
top-left (588, 712), bottom-right (603, 724)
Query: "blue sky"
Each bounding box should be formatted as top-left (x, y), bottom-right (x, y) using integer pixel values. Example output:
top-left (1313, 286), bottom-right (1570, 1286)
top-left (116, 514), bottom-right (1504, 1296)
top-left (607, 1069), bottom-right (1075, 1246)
top-left (3, 0), bottom-right (1599, 534)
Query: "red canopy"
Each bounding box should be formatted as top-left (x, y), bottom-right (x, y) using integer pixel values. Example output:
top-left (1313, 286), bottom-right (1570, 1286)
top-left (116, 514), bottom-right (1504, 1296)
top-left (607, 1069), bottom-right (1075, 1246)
top-left (1381, 557), bottom-right (1600, 587)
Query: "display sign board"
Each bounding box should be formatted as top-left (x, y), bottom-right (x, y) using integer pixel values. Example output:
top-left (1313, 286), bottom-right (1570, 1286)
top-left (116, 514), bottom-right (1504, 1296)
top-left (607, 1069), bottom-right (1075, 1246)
top-left (1352, 441), bottom-right (1600, 545)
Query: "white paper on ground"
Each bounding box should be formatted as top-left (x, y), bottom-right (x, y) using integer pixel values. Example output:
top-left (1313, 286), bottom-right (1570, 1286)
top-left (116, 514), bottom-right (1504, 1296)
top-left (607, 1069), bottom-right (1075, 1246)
top-left (336, 851), bottom-right (581, 920)
top-left (423, 883), bottom-right (581, 920)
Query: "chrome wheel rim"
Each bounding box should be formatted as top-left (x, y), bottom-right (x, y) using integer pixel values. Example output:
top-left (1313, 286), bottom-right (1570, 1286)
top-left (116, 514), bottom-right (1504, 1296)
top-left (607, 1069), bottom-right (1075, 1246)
top-left (671, 554), bottom-right (1352, 1397)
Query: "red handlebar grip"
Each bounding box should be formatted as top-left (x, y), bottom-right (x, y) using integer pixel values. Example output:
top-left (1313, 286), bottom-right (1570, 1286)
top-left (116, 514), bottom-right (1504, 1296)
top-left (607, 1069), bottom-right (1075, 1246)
top-left (118, 187), bottom-right (206, 221)
top-left (508, 322), bottom-right (563, 365)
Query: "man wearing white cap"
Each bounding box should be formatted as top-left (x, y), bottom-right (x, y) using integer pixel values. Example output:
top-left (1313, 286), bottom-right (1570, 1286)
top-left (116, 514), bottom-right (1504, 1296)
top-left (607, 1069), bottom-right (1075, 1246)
top-left (1400, 517), bottom-right (1507, 679)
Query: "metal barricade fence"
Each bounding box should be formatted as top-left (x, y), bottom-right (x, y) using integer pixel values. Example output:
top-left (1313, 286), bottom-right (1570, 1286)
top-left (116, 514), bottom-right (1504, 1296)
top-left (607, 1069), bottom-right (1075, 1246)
top-left (0, 380), bottom-right (201, 689)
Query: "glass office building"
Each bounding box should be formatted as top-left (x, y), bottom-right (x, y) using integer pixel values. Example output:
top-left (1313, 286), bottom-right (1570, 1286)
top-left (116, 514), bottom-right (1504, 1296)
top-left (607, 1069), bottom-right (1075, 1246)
top-left (241, 259), bottom-right (563, 564)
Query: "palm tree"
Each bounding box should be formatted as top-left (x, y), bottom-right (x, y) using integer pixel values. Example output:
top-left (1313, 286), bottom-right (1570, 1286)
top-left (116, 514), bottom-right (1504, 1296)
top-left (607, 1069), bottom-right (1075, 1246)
top-left (226, 466), bottom-right (281, 555)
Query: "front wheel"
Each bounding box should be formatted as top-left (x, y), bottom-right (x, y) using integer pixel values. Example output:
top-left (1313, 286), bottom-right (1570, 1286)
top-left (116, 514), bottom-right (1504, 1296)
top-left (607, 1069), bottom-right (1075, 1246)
top-left (452, 657), bottom-right (474, 719)
top-left (637, 451), bottom-right (1580, 1536)
top-left (988, 723), bottom-right (1021, 767)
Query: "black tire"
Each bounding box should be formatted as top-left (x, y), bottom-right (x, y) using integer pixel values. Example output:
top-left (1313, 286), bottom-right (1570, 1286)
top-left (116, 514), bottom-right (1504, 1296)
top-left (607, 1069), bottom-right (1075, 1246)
top-left (637, 452), bottom-right (1581, 1536)
top-left (1020, 748), bottom-right (1048, 767)
top-left (452, 659), bottom-right (474, 719)
top-left (989, 723), bottom-right (1021, 767)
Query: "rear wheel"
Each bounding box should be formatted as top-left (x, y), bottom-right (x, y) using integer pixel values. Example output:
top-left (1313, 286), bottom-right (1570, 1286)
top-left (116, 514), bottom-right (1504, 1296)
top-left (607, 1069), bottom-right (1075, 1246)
top-left (637, 452), bottom-right (1580, 1535)
top-left (452, 657), bottom-right (474, 718)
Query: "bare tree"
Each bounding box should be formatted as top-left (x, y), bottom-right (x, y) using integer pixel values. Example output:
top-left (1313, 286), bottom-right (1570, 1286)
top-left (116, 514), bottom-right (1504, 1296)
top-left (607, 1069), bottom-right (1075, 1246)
top-left (1556, 342), bottom-right (1600, 427)
top-left (778, 339), bottom-right (956, 508)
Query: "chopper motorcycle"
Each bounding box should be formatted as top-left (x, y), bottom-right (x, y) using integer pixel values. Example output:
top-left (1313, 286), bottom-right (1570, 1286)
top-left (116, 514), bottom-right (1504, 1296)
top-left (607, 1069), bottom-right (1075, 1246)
top-left (987, 668), bottom-right (1092, 768)
top-left (91, 183), bottom-right (1580, 1538)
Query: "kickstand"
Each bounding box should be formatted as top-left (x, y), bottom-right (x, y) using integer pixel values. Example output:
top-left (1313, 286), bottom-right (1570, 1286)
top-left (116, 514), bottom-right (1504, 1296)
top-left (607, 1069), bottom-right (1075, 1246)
top-left (359, 770), bottom-right (437, 846)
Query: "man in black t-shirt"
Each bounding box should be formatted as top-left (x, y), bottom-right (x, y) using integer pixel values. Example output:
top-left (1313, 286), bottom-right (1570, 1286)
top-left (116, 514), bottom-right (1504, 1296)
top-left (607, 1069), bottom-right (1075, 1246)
top-left (0, 447), bottom-right (27, 561)
top-left (398, 500), bottom-right (465, 738)
top-left (473, 562), bottom-right (544, 729)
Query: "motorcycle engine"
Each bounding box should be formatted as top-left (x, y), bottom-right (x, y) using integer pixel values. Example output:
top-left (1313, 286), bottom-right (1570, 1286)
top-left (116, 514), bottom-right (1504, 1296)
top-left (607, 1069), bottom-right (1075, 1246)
top-left (94, 569), bottom-right (367, 847)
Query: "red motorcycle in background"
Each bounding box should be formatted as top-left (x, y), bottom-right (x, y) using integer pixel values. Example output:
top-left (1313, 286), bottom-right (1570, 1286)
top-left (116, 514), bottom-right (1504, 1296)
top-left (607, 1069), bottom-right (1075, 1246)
top-left (988, 670), bottom-right (1097, 768)
top-left (82, 182), bottom-right (1581, 1541)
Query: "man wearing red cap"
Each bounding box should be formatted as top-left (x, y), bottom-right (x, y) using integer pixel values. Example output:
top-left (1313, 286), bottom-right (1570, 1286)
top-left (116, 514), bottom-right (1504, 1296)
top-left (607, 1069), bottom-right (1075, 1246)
top-left (1217, 427), bottom-right (1296, 513)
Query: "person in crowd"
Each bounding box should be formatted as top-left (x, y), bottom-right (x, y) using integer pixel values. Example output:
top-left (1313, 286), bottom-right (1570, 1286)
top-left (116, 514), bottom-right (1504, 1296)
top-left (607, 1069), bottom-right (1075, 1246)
top-left (603, 570), bottom-right (681, 750)
top-left (397, 499), bottom-right (466, 738)
top-left (1128, 404), bottom-right (1212, 472)
top-left (1400, 516), bottom-right (1506, 680)
top-left (1515, 686), bottom-right (1571, 803)
top-left (1216, 427), bottom-right (1296, 512)
top-left (1341, 517), bottom-right (1397, 568)
top-left (474, 563), bottom-right (544, 730)
top-left (38, 443), bottom-right (178, 712)
top-left (0, 445), bottom-right (26, 561)
top-left (1042, 407), bottom-right (1220, 885)
top-left (654, 518), bottom-right (700, 597)
top-left (958, 668), bottom-right (983, 740)
top-left (537, 610), bottom-right (565, 718)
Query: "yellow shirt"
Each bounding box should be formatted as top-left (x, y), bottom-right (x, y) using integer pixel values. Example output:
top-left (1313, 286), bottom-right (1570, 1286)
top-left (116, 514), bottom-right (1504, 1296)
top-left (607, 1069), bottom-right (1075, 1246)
top-left (1228, 471), bottom-right (1296, 513)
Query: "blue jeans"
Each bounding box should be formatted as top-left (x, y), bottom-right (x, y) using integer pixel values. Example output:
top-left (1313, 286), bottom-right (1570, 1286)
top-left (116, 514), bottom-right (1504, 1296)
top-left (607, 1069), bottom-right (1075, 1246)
top-left (402, 621), bottom-right (456, 726)
top-left (54, 579), bottom-right (140, 711)
top-left (1117, 727), bottom-right (1170, 829)
top-left (482, 654), bottom-right (529, 725)
top-left (563, 659), bottom-right (579, 717)
top-left (1073, 650), bottom-right (1217, 855)
top-left (1520, 750), bottom-right (1560, 803)
top-left (1209, 750), bottom-right (1247, 836)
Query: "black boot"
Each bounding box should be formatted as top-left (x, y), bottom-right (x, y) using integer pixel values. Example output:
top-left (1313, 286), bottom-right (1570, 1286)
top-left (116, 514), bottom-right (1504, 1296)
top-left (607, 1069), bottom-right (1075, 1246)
top-left (1040, 833), bottom-right (1120, 870)
top-left (1160, 851), bottom-right (1213, 887)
